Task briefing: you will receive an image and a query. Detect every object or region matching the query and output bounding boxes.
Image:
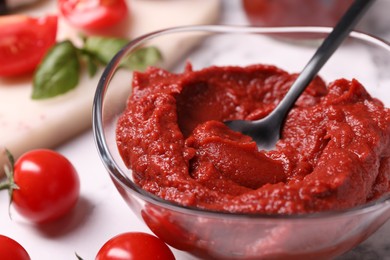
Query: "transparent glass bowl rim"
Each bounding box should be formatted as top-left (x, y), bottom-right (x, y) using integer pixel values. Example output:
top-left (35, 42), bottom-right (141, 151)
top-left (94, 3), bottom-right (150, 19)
top-left (92, 25), bottom-right (390, 220)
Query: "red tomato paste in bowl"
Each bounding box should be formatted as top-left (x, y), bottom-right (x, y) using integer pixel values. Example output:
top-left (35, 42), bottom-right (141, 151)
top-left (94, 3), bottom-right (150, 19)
top-left (116, 63), bottom-right (390, 214)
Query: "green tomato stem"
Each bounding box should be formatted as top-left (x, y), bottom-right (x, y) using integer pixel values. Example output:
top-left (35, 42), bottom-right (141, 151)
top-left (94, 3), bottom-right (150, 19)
top-left (0, 149), bottom-right (19, 205)
top-left (0, 179), bottom-right (10, 190)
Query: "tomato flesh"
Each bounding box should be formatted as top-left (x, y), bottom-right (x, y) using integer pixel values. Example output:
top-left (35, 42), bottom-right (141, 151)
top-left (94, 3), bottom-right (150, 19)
top-left (12, 149), bottom-right (80, 224)
top-left (59, 0), bottom-right (128, 30)
top-left (0, 15), bottom-right (57, 77)
top-left (0, 235), bottom-right (30, 260)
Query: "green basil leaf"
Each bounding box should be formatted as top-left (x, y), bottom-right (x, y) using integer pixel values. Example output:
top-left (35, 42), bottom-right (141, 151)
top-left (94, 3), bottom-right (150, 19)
top-left (121, 46), bottom-right (162, 71)
top-left (86, 56), bottom-right (98, 77)
top-left (83, 36), bottom-right (128, 65)
top-left (32, 40), bottom-right (80, 100)
top-left (83, 36), bottom-right (163, 71)
top-left (82, 52), bottom-right (99, 78)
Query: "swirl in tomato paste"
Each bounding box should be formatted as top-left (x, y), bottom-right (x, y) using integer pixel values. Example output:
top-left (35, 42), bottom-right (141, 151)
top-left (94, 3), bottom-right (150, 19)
top-left (116, 64), bottom-right (390, 214)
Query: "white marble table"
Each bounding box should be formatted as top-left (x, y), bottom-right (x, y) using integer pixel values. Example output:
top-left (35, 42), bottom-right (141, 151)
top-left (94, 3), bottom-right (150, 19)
top-left (1, 1), bottom-right (389, 259)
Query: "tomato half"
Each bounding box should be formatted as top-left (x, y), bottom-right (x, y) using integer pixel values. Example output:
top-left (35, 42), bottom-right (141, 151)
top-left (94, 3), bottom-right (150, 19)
top-left (59, 0), bottom-right (128, 30)
top-left (96, 232), bottom-right (176, 260)
top-left (0, 235), bottom-right (30, 260)
top-left (12, 149), bottom-right (80, 224)
top-left (0, 15), bottom-right (57, 77)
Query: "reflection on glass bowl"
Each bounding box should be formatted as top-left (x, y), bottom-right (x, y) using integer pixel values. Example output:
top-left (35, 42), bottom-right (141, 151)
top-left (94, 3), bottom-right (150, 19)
top-left (93, 25), bottom-right (390, 259)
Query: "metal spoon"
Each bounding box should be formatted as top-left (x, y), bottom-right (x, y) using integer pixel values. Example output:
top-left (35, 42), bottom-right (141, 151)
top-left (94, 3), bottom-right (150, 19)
top-left (224, 0), bottom-right (375, 150)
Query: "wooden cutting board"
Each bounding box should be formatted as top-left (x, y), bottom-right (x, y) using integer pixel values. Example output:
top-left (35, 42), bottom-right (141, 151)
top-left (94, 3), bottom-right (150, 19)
top-left (0, 0), bottom-right (221, 176)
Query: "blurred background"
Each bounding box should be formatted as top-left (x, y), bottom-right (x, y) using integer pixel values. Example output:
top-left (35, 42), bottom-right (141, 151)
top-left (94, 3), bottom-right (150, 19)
top-left (3, 0), bottom-right (390, 42)
top-left (223, 0), bottom-right (390, 42)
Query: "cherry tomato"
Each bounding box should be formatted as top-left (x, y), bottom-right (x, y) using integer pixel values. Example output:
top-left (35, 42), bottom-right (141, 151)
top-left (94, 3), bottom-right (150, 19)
top-left (58, 0), bottom-right (128, 30)
top-left (96, 232), bottom-right (175, 260)
top-left (11, 149), bottom-right (80, 224)
top-left (0, 235), bottom-right (30, 260)
top-left (0, 15), bottom-right (57, 77)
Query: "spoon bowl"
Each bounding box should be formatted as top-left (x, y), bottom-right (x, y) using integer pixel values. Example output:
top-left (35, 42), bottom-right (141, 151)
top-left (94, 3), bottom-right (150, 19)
top-left (224, 113), bottom-right (282, 150)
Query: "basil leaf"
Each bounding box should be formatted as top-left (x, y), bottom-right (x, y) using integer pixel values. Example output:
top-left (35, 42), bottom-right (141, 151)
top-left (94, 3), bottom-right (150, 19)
top-left (121, 46), bottom-right (162, 71)
top-left (86, 56), bottom-right (98, 77)
top-left (81, 52), bottom-right (99, 78)
top-left (83, 36), bottom-right (128, 65)
top-left (32, 40), bottom-right (80, 100)
top-left (83, 36), bottom-right (162, 71)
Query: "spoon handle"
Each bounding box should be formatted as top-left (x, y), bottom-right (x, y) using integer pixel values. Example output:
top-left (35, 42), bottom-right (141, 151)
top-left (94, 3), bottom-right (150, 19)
top-left (272, 0), bottom-right (376, 120)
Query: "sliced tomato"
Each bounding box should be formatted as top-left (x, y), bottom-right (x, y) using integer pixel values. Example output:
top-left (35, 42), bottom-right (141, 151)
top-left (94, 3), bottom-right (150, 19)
top-left (59, 0), bottom-right (128, 30)
top-left (0, 15), bottom-right (58, 77)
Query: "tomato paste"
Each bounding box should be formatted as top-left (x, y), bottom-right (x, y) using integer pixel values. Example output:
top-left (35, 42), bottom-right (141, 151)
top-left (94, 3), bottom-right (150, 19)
top-left (116, 64), bottom-right (390, 214)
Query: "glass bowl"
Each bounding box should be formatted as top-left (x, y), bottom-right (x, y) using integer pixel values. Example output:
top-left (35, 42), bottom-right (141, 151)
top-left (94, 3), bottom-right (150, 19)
top-left (93, 25), bottom-right (390, 259)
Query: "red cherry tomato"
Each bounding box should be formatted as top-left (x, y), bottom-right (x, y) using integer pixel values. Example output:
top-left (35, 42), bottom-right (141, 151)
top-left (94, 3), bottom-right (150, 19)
top-left (0, 15), bottom-right (57, 77)
top-left (0, 235), bottom-right (30, 260)
top-left (58, 0), bottom-right (128, 30)
top-left (96, 232), bottom-right (176, 260)
top-left (11, 149), bottom-right (80, 224)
